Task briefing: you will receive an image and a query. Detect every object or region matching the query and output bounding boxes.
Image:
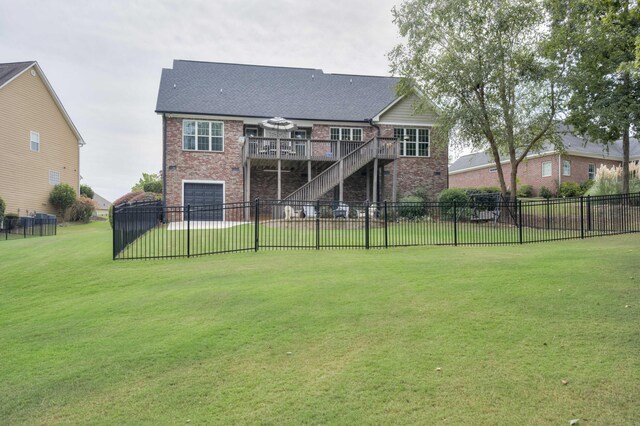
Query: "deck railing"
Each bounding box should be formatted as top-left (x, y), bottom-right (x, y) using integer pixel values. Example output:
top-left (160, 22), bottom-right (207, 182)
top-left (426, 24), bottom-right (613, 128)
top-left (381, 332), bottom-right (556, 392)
top-left (112, 193), bottom-right (640, 260)
top-left (244, 137), bottom-right (379, 162)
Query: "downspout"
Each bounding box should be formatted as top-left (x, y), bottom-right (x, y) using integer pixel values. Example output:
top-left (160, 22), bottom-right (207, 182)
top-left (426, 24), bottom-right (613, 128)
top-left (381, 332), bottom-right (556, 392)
top-left (366, 118), bottom-right (381, 137)
top-left (162, 114), bottom-right (167, 210)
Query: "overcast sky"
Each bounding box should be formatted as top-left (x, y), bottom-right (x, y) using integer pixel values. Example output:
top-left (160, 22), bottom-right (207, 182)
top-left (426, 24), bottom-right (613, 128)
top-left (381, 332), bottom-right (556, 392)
top-left (1, 0), bottom-right (408, 202)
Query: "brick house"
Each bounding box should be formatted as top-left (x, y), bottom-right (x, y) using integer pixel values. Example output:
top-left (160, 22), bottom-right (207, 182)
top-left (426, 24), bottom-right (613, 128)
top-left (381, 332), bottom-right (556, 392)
top-left (155, 60), bottom-right (448, 212)
top-left (449, 129), bottom-right (640, 195)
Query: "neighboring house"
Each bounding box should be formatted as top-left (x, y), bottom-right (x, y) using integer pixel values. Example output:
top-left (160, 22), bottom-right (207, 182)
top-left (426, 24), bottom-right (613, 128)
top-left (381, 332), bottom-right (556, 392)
top-left (155, 60), bottom-right (448, 213)
top-left (92, 193), bottom-right (112, 217)
top-left (0, 61), bottom-right (84, 216)
top-left (449, 129), bottom-right (640, 195)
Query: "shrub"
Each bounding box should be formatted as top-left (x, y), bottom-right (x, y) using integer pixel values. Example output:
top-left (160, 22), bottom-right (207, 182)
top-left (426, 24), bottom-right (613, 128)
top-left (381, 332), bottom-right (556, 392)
top-left (586, 163), bottom-right (640, 196)
top-left (539, 186), bottom-right (554, 199)
top-left (559, 181), bottom-right (582, 198)
top-left (70, 196), bottom-right (97, 223)
top-left (143, 181), bottom-right (163, 194)
top-left (438, 188), bottom-right (470, 219)
top-left (438, 188), bottom-right (470, 205)
top-left (398, 195), bottom-right (426, 219)
top-left (516, 184), bottom-right (534, 198)
top-left (49, 184), bottom-right (77, 218)
top-left (80, 184), bottom-right (94, 199)
top-left (3, 213), bottom-right (19, 230)
top-left (0, 195), bottom-right (5, 222)
top-left (580, 179), bottom-right (594, 194)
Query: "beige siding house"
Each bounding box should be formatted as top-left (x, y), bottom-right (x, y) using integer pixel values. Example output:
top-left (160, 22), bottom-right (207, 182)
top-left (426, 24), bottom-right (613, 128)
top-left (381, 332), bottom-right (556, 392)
top-left (0, 61), bottom-right (84, 216)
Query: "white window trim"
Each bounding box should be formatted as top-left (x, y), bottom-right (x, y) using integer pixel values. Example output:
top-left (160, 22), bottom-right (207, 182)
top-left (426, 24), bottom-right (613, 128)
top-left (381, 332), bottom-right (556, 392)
top-left (588, 163), bottom-right (596, 180)
top-left (542, 161), bottom-right (552, 177)
top-left (563, 160), bottom-right (571, 176)
top-left (181, 179), bottom-right (226, 221)
top-left (329, 127), bottom-right (363, 141)
top-left (30, 131), bottom-right (40, 152)
top-left (49, 170), bottom-right (60, 185)
top-left (182, 119), bottom-right (224, 152)
top-left (394, 127), bottom-right (431, 157)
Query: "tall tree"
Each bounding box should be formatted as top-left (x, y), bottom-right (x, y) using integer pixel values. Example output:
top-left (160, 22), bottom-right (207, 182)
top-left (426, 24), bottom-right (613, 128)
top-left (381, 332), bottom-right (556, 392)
top-left (547, 0), bottom-right (640, 193)
top-left (131, 172), bottom-right (162, 193)
top-left (390, 0), bottom-right (562, 199)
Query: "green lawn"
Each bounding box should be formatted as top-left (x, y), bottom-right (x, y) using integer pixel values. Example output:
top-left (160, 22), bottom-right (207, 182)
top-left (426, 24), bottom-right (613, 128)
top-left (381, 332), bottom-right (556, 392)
top-left (1, 222), bottom-right (639, 424)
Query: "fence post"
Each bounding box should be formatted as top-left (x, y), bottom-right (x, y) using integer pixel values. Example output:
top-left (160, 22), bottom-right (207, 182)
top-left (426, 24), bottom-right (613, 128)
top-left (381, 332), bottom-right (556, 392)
top-left (254, 198), bottom-right (260, 252)
top-left (316, 200), bottom-right (320, 250)
top-left (546, 198), bottom-right (550, 230)
top-left (580, 196), bottom-right (585, 239)
top-left (365, 201), bottom-right (370, 249)
top-left (586, 195), bottom-right (591, 232)
top-left (23, 221), bottom-right (26, 239)
top-left (384, 201), bottom-right (388, 249)
top-left (453, 201), bottom-right (457, 246)
top-left (186, 204), bottom-right (191, 258)
top-left (112, 207), bottom-right (117, 260)
top-left (518, 200), bottom-right (523, 244)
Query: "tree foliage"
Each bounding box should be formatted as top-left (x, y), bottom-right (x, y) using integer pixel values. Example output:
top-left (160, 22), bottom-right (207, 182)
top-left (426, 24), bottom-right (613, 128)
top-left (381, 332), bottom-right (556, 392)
top-left (546, 0), bottom-right (640, 193)
top-left (132, 173), bottom-right (162, 194)
top-left (390, 0), bottom-right (562, 200)
top-left (80, 184), bottom-right (95, 199)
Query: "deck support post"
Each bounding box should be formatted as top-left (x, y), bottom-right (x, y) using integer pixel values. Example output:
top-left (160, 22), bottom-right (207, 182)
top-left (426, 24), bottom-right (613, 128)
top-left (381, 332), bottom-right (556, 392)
top-left (339, 160), bottom-right (344, 202)
top-left (372, 157), bottom-right (379, 203)
top-left (277, 159), bottom-right (282, 200)
top-left (244, 159), bottom-right (251, 221)
top-left (307, 161), bottom-right (312, 183)
top-left (392, 158), bottom-right (398, 202)
top-left (366, 166), bottom-right (370, 200)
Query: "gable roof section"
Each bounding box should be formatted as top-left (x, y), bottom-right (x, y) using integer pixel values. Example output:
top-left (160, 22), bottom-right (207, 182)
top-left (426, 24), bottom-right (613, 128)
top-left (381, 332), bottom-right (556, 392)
top-left (156, 60), bottom-right (401, 122)
top-left (449, 129), bottom-right (640, 173)
top-left (0, 61), bottom-right (34, 88)
top-left (0, 61), bottom-right (84, 145)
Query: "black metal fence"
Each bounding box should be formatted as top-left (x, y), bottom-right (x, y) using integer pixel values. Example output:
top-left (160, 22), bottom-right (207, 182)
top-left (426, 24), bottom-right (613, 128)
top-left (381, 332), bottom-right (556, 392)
top-left (112, 192), bottom-right (640, 260)
top-left (1, 214), bottom-right (57, 241)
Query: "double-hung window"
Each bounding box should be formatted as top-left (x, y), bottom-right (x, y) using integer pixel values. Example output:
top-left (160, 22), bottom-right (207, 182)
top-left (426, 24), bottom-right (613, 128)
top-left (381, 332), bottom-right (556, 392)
top-left (542, 161), bottom-right (552, 177)
top-left (394, 128), bottom-right (430, 157)
top-left (330, 127), bottom-right (362, 141)
top-left (588, 163), bottom-right (595, 180)
top-left (563, 160), bottom-right (571, 176)
top-left (30, 131), bottom-right (40, 152)
top-left (183, 120), bottom-right (224, 152)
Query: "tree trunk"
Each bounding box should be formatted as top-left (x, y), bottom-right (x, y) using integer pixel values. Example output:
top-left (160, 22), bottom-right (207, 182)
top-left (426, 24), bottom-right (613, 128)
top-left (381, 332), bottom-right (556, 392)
top-left (488, 144), bottom-right (509, 197)
top-left (510, 168), bottom-right (518, 202)
top-left (622, 125), bottom-right (630, 194)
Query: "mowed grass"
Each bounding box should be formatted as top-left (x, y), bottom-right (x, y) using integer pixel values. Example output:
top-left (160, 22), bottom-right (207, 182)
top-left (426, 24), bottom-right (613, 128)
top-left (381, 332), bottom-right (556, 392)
top-left (1, 222), bottom-right (639, 424)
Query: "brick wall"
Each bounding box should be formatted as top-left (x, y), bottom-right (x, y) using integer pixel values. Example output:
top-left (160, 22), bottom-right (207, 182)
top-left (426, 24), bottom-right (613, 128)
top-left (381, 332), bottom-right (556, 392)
top-left (165, 118), bottom-right (449, 206)
top-left (449, 153), bottom-right (621, 195)
top-left (164, 117), bottom-right (245, 207)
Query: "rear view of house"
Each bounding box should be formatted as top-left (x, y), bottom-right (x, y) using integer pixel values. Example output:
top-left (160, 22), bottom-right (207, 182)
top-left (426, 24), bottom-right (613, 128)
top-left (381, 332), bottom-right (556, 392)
top-left (0, 61), bottom-right (84, 215)
top-left (155, 60), bottom-right (448, 211)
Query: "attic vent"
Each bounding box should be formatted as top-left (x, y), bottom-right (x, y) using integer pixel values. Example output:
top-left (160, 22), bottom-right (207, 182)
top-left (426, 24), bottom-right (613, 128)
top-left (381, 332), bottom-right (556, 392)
top-left (173, 84), bottom-right (176, 89)
top-left (31, 69), bottom-right (36, 77)
top-left (220, 88), bottom-right (223, 94)
top-left (349, 78), bottom-right (353, 84)
top-left (311, 74), bottom-right (314, 80)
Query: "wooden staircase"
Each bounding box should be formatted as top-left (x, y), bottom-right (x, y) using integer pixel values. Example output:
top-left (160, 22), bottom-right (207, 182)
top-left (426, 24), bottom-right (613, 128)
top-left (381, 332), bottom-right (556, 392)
top-left (283, 137), bottom-right (397, 202)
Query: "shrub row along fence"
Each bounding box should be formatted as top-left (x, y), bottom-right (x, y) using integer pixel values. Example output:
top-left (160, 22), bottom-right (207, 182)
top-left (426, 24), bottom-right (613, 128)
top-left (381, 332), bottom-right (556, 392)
top-left (1, 214), bottom-right (57, 241)
top-left (112, 193), bottom-right (640, 260)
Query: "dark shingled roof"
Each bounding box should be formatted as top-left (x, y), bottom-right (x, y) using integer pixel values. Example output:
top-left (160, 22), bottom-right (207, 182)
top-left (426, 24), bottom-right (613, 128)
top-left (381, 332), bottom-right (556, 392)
top-left (0, 61), bottom-right (35, 88)
top-left (449, 127), bottom-right (640, 173)
top-left (156, 60), bottom-right (401, 122)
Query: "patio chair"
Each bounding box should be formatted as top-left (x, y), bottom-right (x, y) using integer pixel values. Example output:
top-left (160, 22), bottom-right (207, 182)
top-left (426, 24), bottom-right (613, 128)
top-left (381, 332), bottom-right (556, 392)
top-left (333, 202), bottom-right (349, 219)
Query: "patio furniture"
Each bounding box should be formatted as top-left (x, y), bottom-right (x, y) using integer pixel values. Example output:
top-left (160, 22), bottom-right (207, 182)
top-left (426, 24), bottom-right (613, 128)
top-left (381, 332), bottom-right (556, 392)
top-left (333, 202), bottom-right (349, 219)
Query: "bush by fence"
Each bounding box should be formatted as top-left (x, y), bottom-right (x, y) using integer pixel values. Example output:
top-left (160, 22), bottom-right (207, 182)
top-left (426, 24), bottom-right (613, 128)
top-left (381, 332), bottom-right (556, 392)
top-left (112, 193), bottom-right (640, 260)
